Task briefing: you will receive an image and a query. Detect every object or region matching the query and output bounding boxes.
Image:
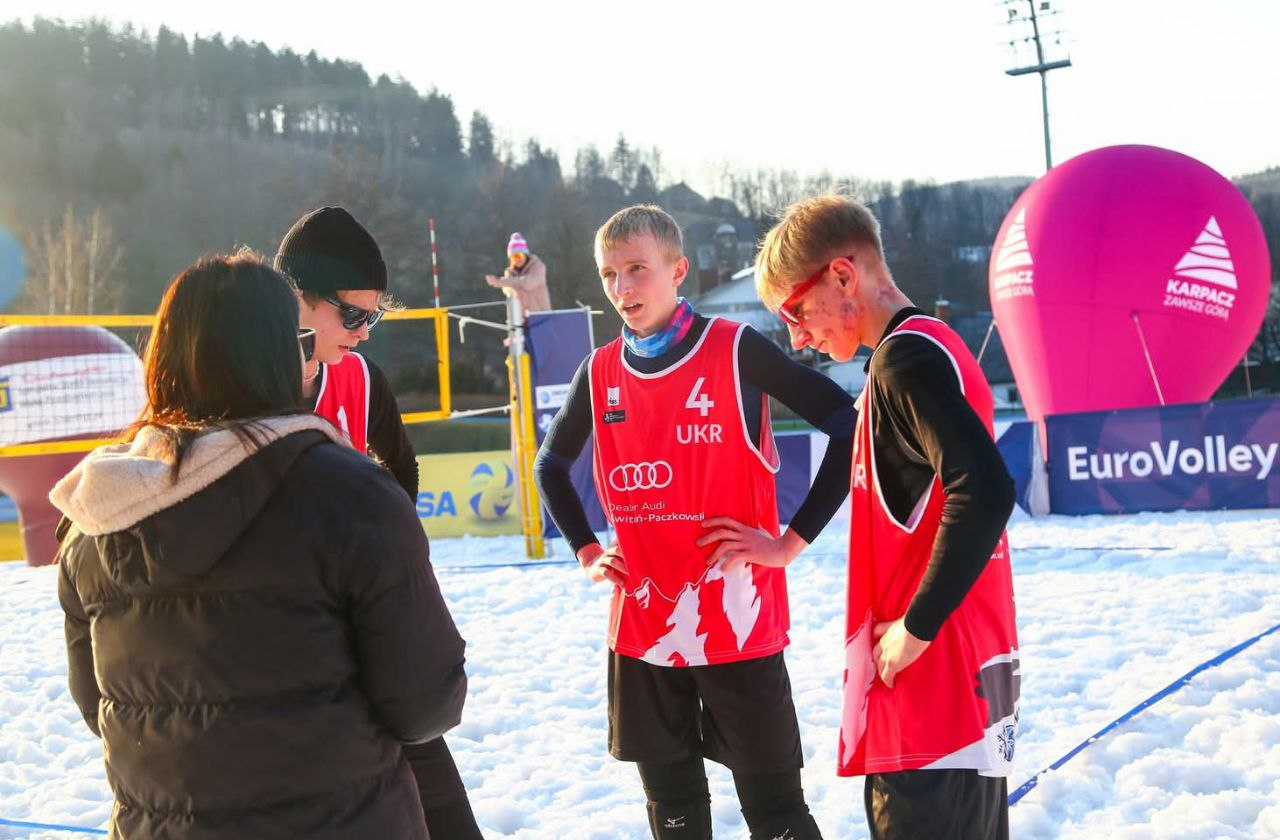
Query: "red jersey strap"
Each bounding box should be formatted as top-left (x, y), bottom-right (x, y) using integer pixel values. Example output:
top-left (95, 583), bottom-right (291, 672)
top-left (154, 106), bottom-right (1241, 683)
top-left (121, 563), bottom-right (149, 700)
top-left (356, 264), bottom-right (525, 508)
top-left (313, 351), bottom-right (370, 454)
top-left (839, 314), bottom-right (1020, 778)
top-left (588, 317), bottom-right (788, 667)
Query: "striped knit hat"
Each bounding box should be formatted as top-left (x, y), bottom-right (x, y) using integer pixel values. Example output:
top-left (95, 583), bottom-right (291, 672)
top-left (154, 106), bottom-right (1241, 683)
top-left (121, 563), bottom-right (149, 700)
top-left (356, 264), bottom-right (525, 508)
top-left (507, 232), bottom-right (530, 258)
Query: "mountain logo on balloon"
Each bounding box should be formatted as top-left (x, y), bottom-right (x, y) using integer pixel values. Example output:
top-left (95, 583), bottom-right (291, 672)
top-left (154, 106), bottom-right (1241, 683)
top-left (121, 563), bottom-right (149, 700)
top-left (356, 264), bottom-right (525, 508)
top-left (1163, 216), bottom-right (1238, 321)
top-left (992, 208), bottom-right (1035, 301)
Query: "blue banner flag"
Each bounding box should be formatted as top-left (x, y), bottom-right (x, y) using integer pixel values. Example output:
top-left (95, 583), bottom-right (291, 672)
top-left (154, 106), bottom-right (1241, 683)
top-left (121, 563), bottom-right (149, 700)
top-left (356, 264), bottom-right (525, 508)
top-left (1046, 397), bottom-right (1280, 515)
top-left (525, 309), bottom-right (607, 536)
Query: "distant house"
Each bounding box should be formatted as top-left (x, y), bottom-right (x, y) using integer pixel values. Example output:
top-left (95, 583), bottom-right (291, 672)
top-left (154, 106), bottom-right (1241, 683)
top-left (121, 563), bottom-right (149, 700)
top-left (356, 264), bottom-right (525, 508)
top-left (659, 182), bottom-right (708, 215)
top-left (681, 219), bottom-right (758, 297)
top-left (694, 266), bottom-right (773, 333)
top-left (705, 197), bottom-right (741, 218)
top-left (946, 308), bottom-right (1019, 408)
top-left (653, 183), bottom-right (759, 296)
top-left (692, 266), bottom-right (869, 396)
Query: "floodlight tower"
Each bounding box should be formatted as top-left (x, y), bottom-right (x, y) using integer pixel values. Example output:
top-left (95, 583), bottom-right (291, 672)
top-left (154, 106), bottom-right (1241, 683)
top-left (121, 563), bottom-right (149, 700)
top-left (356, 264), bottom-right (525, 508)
top-left (1003, 0), bottom-right (1072, 170)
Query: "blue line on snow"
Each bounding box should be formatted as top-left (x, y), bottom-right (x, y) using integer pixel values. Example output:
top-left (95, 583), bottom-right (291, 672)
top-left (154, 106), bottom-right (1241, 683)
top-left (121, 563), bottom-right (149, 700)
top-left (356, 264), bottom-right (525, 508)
top-left (1009, 620), bottom-right (1280, 806)
top-left (0, 816), bottom-right (106, 835)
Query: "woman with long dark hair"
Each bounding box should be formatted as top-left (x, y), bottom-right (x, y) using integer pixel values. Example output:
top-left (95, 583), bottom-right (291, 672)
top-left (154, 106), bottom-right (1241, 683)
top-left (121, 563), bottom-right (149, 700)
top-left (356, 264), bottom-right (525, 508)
top-left (52, 251), bottom-right (466, 839)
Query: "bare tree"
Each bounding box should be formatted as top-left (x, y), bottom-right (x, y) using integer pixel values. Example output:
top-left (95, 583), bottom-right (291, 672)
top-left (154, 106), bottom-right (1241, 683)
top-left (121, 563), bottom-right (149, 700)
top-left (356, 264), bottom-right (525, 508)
top-left (21, 204), bottom-right (125, 314)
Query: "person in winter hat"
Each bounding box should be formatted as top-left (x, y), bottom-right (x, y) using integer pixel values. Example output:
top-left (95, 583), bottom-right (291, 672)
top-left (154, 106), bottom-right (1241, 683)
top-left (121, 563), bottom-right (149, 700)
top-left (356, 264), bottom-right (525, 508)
top-left (486, 231), bottom-right (551, 315)
top-left (274, 207), bottom-right (419, 499)
top-left (276, 207), bottom-right (485, 838)
top-left (506, 231), bottom-right (531, 273)
top-left (52, 251), bottom-right (467, 840)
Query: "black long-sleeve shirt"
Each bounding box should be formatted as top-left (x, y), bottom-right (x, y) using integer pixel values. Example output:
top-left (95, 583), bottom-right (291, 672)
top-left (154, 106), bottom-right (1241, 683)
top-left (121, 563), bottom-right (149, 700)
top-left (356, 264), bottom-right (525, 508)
top-left (312, 356), bottom-right (419, 500)
top-left (866, 307), bottom-right (1017, 641)
top-left (534, 314), bottom-right (857, 555)
top-left (537, 307), bottom-right (1013, 643)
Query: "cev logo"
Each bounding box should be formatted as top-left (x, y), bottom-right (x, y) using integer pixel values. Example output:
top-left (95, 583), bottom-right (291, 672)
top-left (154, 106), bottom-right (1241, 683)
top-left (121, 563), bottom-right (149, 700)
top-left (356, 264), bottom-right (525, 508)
top-left (609, 461), bottom-right (673, 491)
top-left (0, 375), bottom-right (9, 413)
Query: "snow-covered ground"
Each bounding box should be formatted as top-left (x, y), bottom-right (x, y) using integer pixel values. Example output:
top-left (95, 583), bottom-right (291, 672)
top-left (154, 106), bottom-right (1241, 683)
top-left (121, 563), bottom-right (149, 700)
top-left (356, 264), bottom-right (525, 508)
top-left (2, 508), bottom-right (1278, 839)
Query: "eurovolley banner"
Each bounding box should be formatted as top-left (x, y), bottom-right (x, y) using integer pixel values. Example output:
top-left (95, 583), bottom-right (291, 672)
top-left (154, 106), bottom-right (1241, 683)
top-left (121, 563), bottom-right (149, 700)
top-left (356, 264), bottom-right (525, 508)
top-left (1047, 397), bottom-right (1280, 515)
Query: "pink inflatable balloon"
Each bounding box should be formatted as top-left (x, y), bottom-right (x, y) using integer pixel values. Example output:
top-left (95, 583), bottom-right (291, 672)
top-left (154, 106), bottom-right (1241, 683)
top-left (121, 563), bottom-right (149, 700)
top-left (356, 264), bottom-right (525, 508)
top-left (990, 145), bottom-right (1271, 430)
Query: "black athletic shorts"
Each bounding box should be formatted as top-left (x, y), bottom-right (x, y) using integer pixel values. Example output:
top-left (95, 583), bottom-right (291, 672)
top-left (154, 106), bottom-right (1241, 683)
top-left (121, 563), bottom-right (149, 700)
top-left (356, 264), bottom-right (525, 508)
top-left (607, 650), bottom-right (803, 772)
top-left (865, 768), bottom-right (1009, 840)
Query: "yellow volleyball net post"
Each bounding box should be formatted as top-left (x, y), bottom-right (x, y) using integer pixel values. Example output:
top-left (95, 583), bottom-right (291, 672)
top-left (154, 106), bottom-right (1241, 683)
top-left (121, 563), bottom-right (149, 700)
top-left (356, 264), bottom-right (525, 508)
top-left (384, 307), bottom-right (452, 423)
top-left (504, 294), bottom-right (546, 559)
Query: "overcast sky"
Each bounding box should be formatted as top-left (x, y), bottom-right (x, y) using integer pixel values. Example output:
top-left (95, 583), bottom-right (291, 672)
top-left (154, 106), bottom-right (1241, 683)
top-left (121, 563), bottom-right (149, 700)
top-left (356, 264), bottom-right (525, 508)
top-left (9, 1), bottom-right (1279, 194)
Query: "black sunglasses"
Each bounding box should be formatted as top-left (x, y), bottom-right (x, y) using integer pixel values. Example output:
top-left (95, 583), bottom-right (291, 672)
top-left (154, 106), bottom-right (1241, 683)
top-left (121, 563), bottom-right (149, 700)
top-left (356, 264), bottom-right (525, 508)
top-left (324, 295), bottom-right (384, 331)
top-left (298, 328), bottom-right (316, 362)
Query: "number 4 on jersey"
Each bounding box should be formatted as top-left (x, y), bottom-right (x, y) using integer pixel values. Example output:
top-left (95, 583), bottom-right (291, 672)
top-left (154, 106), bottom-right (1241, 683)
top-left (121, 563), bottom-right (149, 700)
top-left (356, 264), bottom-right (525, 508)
top-left (685, 377), bottom-right (714, 417)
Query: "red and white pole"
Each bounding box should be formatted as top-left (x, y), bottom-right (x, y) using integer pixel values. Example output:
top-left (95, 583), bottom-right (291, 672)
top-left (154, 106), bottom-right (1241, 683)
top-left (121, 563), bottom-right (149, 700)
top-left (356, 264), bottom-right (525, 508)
top-left (429, 217), bottom-right (441, 309)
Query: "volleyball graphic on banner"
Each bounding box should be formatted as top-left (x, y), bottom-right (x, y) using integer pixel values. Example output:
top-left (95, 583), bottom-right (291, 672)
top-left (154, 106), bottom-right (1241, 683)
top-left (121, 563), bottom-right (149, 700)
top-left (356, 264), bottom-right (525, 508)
top-left (468, 459), bottom-right (515, 520)
top-left (989, 145), bottom-right (1271, 428)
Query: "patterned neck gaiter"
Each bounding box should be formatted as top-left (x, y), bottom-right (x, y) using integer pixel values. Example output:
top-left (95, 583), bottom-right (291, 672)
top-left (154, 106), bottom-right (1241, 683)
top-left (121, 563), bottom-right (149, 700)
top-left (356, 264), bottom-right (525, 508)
top-left (623, 297), bottom-right (695, 358)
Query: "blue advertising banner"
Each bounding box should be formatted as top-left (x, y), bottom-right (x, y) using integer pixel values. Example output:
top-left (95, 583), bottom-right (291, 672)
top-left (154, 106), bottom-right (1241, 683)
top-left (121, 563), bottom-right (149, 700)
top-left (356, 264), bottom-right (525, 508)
top-left (774, 433), bottom-right (813, 526)
top-left (525, 309), bottom-right (607, 536)
top-left (996, 420), bottom-right (1037, 514)
top-left (1046, 397), bottom-right (1280, 515)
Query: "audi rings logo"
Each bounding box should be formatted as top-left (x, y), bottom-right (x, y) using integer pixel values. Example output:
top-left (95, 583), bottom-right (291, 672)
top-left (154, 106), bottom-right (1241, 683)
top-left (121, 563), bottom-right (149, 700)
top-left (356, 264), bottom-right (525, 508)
top-left (609, 461), bottom-right (673, 491)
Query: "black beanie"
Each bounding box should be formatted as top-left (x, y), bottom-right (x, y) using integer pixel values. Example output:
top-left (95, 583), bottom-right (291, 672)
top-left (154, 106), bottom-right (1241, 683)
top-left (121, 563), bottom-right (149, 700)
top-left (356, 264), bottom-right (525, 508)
top-left (274, 206), bottom-right (388, 292)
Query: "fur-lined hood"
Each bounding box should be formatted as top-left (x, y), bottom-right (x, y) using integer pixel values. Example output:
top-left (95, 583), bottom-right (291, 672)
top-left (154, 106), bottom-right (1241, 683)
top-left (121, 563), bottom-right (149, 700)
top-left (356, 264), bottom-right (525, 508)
top-left (50, 414), bottom-right (349, 580)
top-left (51, 414), bottom-right (347, 536)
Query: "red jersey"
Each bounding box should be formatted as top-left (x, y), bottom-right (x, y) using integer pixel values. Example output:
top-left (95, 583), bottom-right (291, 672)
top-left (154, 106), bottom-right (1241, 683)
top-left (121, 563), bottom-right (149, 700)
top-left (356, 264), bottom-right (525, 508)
top-left (313, 351), bottom-right (370, 455)
top-left (838, 314), bottom-right (1020, 777)
top-left (589, 318), bottom-right (787, 667)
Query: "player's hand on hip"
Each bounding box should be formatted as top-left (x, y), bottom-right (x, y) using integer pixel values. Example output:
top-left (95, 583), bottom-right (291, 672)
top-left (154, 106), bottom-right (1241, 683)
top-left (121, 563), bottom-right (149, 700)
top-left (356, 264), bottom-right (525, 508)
top-left (871, 618), bottom-right (930, 688)
top-left (577, 542), bottom-right (628, 587)
top-left (697, 518), bottom-right (805, 572)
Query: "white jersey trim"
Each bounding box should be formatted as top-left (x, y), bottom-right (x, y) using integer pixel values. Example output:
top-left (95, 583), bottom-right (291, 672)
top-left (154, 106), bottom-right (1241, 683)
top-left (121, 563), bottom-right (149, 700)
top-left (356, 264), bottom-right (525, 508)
top-left (865, 315), bottom-right (964, 534)
top-left (312, 361), bottom-right (329, 411)
top-left (620, 316), bottom-right (719, 380)
top-left (313, 352), bottom-right (371, 450)
top-left (354, 352), bottom-right (371, 448)
top-left (881, 315), bottom-right (965, 396)
top-left (921, 648), bottom-right (1021, 777)
top-left (731, 323), bottom-right (781, 474)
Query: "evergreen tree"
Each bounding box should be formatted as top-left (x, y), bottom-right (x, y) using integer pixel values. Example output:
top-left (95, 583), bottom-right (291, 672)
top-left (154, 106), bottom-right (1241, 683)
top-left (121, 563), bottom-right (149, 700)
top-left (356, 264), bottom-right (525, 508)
top-left (468, 111), bottom-right (495, 165)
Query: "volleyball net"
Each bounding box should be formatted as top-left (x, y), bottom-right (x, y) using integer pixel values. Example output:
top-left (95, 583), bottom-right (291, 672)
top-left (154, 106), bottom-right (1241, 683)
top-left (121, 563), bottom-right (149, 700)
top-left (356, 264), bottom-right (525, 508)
top-left (0, 308), bottom-right (451, 458)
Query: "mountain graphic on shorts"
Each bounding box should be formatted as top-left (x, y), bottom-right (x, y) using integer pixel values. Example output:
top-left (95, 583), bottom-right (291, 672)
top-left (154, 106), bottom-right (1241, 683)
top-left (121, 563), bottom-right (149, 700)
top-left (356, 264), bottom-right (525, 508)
top-left (994, 209), bottom-right (1033, 273)
top-left (1173, 216), bottom-right (1237, 289)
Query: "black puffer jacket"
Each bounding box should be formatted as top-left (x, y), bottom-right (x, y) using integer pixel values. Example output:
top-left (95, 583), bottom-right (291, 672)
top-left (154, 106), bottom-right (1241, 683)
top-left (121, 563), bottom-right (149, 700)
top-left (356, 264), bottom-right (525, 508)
top-left (52, 415), bottom-right (467, 839)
